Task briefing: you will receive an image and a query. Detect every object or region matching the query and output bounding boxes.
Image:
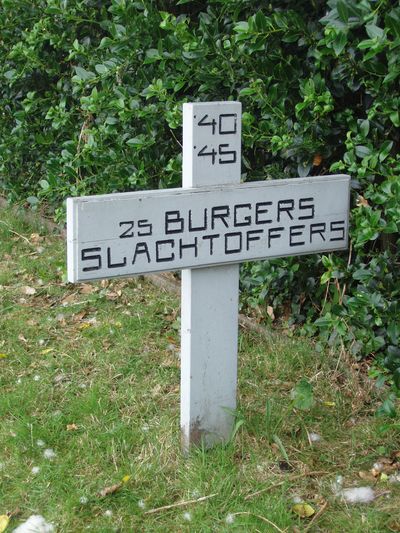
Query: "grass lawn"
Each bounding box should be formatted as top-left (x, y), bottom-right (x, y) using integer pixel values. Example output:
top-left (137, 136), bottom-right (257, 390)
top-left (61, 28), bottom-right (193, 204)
top-left (1, 206), bottom-right (399, 532)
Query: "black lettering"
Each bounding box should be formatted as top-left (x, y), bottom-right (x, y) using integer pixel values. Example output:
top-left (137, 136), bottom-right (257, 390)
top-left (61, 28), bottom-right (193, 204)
top-left (224, 232), bottom-right (242, 254)
top-left (330, 220), bottom-right (345, 241)
top-left (179, 237), bottom-right (198, 259)
top-left (156, 240), bottom-right (175, 262)
top-left (299, 197), bottom-right (315, 220)
top-left (234, 204), bottom-right (252, 227)
top-left (211, 205), bottom-right (230, 230)
top-left (165, 211), bottom-right (184, 234)
top-left (268, 227), bottom-right (284, 248)
top-left (81, 247), bottom-right (102, 272)
top-left (198, 145), bottom-right (217, 165)
top-left (198, 114), bottom-right (216, 134)
top-left (255, 202), bottom-right (272, 224)
top-left (219, 113), bottom-right (237, 135)
top-left (189, 209), bottom-right (207, 232)
top-left (289, 225), bottom-right (305, 247)
top-left (107, 247), bottom-right (127, 268)
top-left (310, 222), bottom-right (326, 242)
top-left (137, 219), bottom-right (152, 237)
top-left (246, 229), bottom-right (263, 250)
top-left (202, 234), bottom-right (220, 255)
top-left (277, 199), bottom-right (294, 222)
top-left (119, 221), bottom-right (134, 238)
top-left (132, 242), bottom-right (150, 264)
top-left (218, 144), bottom-right (237, 164)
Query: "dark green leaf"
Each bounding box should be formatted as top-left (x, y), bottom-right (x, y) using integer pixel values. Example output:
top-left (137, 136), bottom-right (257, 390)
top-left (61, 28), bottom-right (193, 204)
top-left (332, 32), bottom-right (347, 55)
top-left (355, 145), bottom-right (371, 158)
top-left (74, 66), bottom-right (96, 81)
top-left (385, 9), bottom-right (400, 39)
top-left (337, 0), bottom-right (349, 23)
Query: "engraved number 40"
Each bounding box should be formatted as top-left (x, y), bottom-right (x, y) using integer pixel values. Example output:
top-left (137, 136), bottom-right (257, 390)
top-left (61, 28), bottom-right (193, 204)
top-left (198, 113), bottom-right (237, 135)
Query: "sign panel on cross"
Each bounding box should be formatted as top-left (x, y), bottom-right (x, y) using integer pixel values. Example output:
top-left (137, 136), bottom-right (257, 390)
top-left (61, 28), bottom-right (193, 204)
top-left (67, 101), bottom-right (350, 451)
top-left (67, 177), bottom-right (349, 282)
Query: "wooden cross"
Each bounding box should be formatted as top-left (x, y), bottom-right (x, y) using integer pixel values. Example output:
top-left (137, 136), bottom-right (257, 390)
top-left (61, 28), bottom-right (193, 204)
top-left (67, 101), bottom-right (350, 452)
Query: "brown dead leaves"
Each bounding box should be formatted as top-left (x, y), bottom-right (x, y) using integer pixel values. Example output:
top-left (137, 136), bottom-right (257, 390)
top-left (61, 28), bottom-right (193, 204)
top-left (97, 475), bottom-right (131, 498)
top-left (22, 286), bottom-right (36, 296)
top-left (356, 195), bottom-right (369, 208)
top-left (358, 450), bottom-right (400, 483)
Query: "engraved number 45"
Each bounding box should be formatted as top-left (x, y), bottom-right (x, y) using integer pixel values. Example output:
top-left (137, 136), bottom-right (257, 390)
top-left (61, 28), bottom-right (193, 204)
top-left (198, 144), bottom-right (236, 165)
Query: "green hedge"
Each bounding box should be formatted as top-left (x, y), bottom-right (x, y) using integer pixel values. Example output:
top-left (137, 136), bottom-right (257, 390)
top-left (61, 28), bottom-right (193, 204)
top-left (1, 0), bottom-right (399, 387)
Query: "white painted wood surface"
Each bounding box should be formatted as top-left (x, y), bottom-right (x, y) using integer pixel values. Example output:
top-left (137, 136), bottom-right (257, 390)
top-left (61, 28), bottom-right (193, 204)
top-left (66, 175), bottom-right (350, 282)
top-left (180, 101), bottom-right (241, 450)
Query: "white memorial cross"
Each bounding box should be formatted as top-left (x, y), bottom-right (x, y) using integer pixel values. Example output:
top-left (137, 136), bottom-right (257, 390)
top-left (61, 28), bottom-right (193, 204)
top-left (67, 101), bottom-right (350, 452)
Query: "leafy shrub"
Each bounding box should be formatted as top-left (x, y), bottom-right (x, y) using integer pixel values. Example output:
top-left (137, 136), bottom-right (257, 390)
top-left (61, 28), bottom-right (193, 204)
top-left (0, 0), bottom-right (399, 385)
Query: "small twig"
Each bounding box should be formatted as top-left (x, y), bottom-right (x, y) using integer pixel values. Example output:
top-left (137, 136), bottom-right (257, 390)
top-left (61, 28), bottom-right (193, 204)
top-left (169, 128), bottom-right (182, 148)
top-left (375, 490), bottom-right (391, 500)
top-left (67, 299), bottom-right (97, 307)
top-left (334, 278), bottom-right (342, 304)
top-left (320, 279), bottom-right (330, 315)
top-left (0, 220), bottom-right (31, 245)
top-left (244, 471), bottom-right (330, 501)
top-left (303, 500), bottom-right (328, 532)
top-left (231, 511), bottom-right (285, 533)
top-left (144, 493), bottom-right (217, 515)
top-left (340, 239), bottom-right (353, 303)
top-left (335, 343), bottom-right (345, 372)
top-left (347, 239), bottom-right (353, 268)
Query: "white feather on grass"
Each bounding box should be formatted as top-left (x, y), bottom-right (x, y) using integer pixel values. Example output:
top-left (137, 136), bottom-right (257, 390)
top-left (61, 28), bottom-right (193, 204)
top-left (340, 486), bottom-right (376, 504)
top-left (12, 515), bottom-right (55, 533)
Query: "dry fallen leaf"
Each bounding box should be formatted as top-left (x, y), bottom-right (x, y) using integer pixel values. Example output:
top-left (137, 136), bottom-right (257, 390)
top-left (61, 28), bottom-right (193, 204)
top-left (292, 503), bottom-right (315, 518)
top-left (358, 471), bottom-right (376, 482)
top-left (106, 291), bottom-right (121, 301)
top-left (0, 515), bottom-right (9, 533)
top-left (378, 456), bottom-right (394, 465)
top-left (54, 374), bottom-right (68, 384)
top-left (30, 233), bottom-right (42, 243)
top-left (61, 293), bottom-right (78, 306)
top-left (313, 153), bottom-right (322, 166)
top-left (356, 195), bottom-right (369, 207)
top-left (267, 306), bottom-right (275, 320)
top-left (98, 483), bottom-right (122, 498)
top-left (66, 424), bottom-right (78, 431)
top-left (388, 520), bottom-right (400, 532)
top-left (80, 284), bottom-right (95, 294)
top-left (23, 286), bottom-right (36, 296)
top-left (270, 442), bottom-right (280, 454)
top-left (372, 458), bottom-right (399, 476)
top-left (73, 311), bottom-right (87, 323)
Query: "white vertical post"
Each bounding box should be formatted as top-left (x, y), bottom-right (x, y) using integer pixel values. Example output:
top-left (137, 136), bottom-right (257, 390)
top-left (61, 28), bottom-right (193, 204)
top-left (181, 102), bottom-right (241, 451)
